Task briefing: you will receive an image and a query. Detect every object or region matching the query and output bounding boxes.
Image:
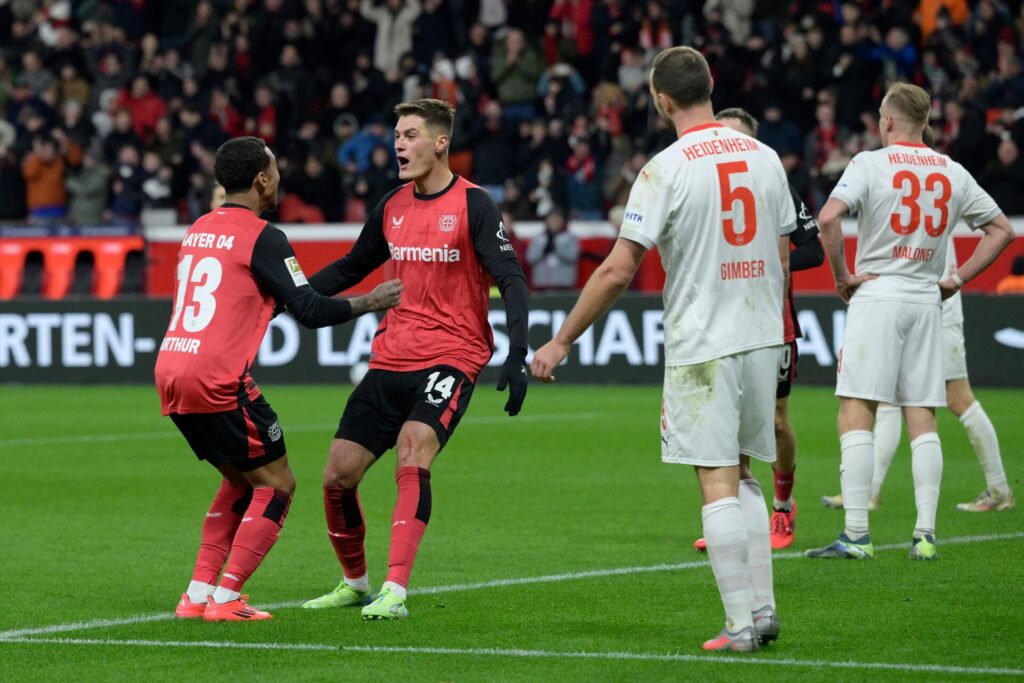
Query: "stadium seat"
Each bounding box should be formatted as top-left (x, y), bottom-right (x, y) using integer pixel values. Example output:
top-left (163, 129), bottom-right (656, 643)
top-left (20, 251), bottom-right (44, 296)
top-left (70, 250), bottom-right (95, 295)
top-left (42, 241), bottom-right (77, 299)
top-left (0, 240), bottom-right (27, 298)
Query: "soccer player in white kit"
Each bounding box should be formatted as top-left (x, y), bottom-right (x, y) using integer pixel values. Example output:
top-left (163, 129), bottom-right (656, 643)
top-left (531, 47), bottom-right (795, 652)
top-left (821, 248), bottom-right (1016, 513)
top-left (807, 83), bottom-right (1014, 561)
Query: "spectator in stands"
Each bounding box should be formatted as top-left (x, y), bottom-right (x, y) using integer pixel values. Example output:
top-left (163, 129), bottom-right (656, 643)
top-left (109, 144), bottom-right (144, 225)
top-left (565, 138), bottom-right (602, 218)
top-left (141, 151), bottom-right (174, 210)
top-left (606, 150), bottom-right (645, 208)
top-left (995, 256), bottom-right (1024, 295)
top-left (338, 115), bottom-right (393, 174)
top-left (472, 100), bottom-right (515, 202)
top-left (526, 208), bottom-right (579, 290)
top-left (18, 51), bottom-right (55, 98)
top-left (66, 151), bottom-right (110, 225)
top-left (147, 117), bottom-right (185, 167)
top-left (414, 0), bottom-right (455, 69)
top-left (758, 103), bottom-right (802, 156)
top-left (360, 0), bottom-right (422, 77)
top-left (297, 153), bottom-right (345, 222)
top-left (0, 143), bottom-right (28, 221)
top-left (492, 28), bottom-right (544, 123)
top-left (103, 109), bottom-right (143, 165)
top-left (984, 138), bottom-right (1024, 215)
top-left (22, 130), bottom-right (81, 224)
top-left (528, 157), bottom-right (567, 219)
top-left (57, 63), bottom-right (91, 113)
top-left (354, 144), bottom-right (399, 212)
top-left (115, 75), bottom-right (166, 141)
top-left (500, 179), bottom-right (534, 222)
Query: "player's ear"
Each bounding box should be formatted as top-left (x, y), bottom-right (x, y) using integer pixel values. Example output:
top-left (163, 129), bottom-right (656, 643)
top-left (435, 133), bottom-right (449, 156)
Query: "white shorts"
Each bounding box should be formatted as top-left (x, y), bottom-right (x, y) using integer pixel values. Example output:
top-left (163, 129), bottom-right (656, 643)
top-left (836, 299), bottom-right (945, 407)
top-left (661, 346), bottom-right (780, 467)
top-left (943, 321), bottom-right (968, 382)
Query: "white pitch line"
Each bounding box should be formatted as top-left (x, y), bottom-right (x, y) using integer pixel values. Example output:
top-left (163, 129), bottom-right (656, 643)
top-left (1, 531), bottom-right (1021, 642)
top-left (0, 412), bottom-right (603, 448)
top-left (1, 638), bottom-right (1021, 677)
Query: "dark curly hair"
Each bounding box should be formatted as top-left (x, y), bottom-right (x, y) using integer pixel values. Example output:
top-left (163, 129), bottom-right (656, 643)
top-left (214, 137), bottom-right (273, 194)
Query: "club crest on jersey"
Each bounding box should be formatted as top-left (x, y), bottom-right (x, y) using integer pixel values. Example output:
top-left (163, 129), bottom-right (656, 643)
top-left (439, 214), bottom-right (457, 232)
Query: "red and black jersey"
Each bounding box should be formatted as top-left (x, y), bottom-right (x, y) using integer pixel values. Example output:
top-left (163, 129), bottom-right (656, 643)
top-left (784, 186), bottom-right (824, 343)
top-left (155, 204), bottom-right (355, 415)
top-left (310, 175), bottom-right (529, 380)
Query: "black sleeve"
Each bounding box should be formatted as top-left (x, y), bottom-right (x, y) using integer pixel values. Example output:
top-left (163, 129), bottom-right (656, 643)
top-left (467, 187), bottom-right (530, 356)
top-left (251, 225), bottom-right (354, 328)
top-left (306, 189), bottom-right (397, 296)
top-left (788, 186), bottom-right (825, 272)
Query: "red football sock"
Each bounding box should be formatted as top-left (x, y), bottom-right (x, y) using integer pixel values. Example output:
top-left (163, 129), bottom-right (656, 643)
top-left (192, 480), bottom-right (252, 585)
top-left (385, 467), bottom-right (431, 588)
top-left (218, 487), bottom-right (292, 593)
top-left (773, 468), bottom-right (795, 504)
top-left (324, 485), bottom-right (367, 579)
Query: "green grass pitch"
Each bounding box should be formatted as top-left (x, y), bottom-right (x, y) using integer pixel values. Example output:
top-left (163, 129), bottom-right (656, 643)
top-left (1, 383), bottom-right (1022, 681)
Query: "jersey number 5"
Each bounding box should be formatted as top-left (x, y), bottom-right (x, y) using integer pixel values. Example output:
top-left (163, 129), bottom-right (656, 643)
top-left (890, 171), bottom-right (951, 237)
top-left (169, 255), bottom-right (222, 333)
top-left (717, 161), bottom-right (758, 246)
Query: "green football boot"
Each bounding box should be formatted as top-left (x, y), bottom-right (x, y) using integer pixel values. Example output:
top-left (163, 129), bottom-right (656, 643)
top-left (301, 580), bottom-right (373, 609)
top-left (361, 586), bottom-right (410, 620)
top-left (908, 534), bottom-right (938, 561)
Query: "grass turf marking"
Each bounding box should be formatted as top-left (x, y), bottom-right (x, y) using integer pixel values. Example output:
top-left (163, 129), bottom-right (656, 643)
top-left (0, 638), bottom-right (1020, 676)
top-left (0, 412), bottom-right (602, 448)
top-left (2, 531), bottom-right (1020, 641)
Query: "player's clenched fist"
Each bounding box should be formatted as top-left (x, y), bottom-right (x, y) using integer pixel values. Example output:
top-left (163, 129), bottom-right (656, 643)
top-left (531, 340), bottom-right (569, 383)
top-left (368, 279), bottom-right (404, 310)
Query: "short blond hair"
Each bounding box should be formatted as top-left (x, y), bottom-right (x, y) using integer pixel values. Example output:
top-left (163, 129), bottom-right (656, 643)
top-left (883, 83), bottom-right (930, 127)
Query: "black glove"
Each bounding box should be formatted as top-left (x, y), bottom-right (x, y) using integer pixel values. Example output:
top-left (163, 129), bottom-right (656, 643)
top-left (496, 346), bottom-right (528, 416)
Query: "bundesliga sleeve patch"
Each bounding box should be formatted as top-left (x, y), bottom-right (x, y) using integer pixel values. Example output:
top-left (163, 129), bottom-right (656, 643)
top-left (284, 257), bottom-right (308, 286)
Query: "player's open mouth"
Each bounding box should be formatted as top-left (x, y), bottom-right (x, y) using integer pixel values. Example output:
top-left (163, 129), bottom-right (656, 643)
top-left (397, 155), bottom-right (410, 169)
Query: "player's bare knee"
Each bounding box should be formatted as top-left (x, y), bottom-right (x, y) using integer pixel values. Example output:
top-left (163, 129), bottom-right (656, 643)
top-left (945, 381), bottom-right (975, 417)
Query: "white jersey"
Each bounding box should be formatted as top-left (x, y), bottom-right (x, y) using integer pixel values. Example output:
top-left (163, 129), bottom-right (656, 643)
top-left (943, 245), bottom-right (963, 327)
top-left (830, 143), bottom-right (1000, 304)
top-left (620, 122), bottom-right (796, 365)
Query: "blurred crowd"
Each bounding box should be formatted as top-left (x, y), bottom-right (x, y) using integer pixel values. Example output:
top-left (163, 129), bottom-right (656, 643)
top-left (2, 0), bottom-right (1024, 232)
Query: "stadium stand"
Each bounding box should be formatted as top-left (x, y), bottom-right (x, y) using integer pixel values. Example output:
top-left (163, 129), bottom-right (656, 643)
top-left (0, 0), bottom-right (1023, 298)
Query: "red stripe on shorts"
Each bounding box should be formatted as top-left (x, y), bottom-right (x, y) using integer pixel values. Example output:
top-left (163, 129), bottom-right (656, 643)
top-left (242, 406), bottom-right (264, 459)
top-left (439, 380), bottom-right (464, 429)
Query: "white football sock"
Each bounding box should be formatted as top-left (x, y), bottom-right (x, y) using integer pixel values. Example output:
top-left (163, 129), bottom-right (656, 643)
top-left (911, 432), bottom-right (943, 537)
top-left (702, 497), bottom-right (754, 632)
top-left (211, 586), bottom-right (241, 604)
top-left (186, 580), bottom-right (215, 604)
top-left (344, 573), bottom-right (371, 592)
top-left (739, 479), bottom-right (774, 610)
top-left (840, 430), bottom-right (874, 538)
top-left (381, 580), bottom-right (407, 601)
top-left (959, 402), bottom-right (1010, 494)
top-left (870, 405), bottom-right (902, 501)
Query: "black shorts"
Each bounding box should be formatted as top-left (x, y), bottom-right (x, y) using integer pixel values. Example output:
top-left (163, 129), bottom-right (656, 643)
top-left (336, 365), bottom-right (475, 458)
top-left (776, 341), bottom-right (799, 399)
top-left (171, 395), bottom-right (287, 471)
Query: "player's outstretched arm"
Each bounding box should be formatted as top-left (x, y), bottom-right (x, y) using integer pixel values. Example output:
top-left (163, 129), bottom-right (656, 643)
top-left (818, 198), bottom-right (876, 304)
top-left (938, 213), bottom-right (1014, 300)
top-left (251, 226), bottom-right (396, 328)
top-left (307, 188), bottom-right (398, 297)
top-left (532, 237), bottom-right (646, 383)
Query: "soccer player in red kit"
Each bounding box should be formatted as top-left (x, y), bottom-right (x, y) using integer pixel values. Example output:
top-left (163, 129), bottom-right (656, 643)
top-left (301, 99), bottom-right (530, 620)
top-left (155, 137), bottom-right (402, 621)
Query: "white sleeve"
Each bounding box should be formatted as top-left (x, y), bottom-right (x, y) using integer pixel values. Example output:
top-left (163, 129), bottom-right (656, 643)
top-left (618, 158), bottom-right (671, 250)
top-left (829, 153), bottom-right (869, 214)
top-left (956, 165), bottom-right (1001, 230)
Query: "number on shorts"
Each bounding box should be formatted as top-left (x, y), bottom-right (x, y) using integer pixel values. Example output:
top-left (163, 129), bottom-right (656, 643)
top-left (169, 254), bottom-right (223, 333)
top-left (425, 371), bottom-right (456, 400)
